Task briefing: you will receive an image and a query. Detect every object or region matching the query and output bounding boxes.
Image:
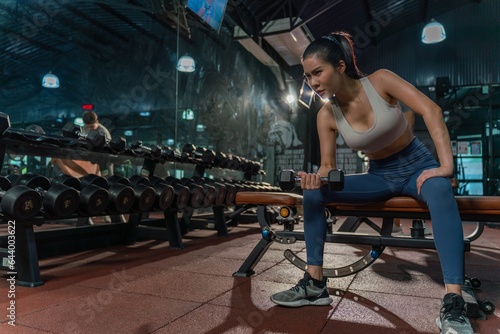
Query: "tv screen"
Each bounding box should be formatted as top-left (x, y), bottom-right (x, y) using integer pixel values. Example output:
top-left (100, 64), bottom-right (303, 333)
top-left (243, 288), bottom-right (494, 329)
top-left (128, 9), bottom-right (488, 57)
top-left (298, 80), bottom-right (314, 108)
top-left (186, 0), bottom-right (228, 33)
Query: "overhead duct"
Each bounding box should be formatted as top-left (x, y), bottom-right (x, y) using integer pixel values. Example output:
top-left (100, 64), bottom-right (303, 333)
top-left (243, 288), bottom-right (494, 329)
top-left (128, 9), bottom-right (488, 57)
top-left (234, 17), bottom-right (313, 67)
top-left (261, 18), bottom-right (313, 66)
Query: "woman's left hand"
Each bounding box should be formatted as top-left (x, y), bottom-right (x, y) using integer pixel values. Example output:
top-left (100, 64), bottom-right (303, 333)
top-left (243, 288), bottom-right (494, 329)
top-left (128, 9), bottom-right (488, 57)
top-left (416, 167), bottom-right (452, 194)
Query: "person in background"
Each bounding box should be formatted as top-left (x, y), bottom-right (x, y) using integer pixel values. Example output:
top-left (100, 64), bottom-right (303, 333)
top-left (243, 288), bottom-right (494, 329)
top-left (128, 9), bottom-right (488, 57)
top-left (52, 111), bottom-right (114, 225)
top-left (82, 111), bottom-right (111, 142)
top-left (270, 31), bottom-right (473, 334)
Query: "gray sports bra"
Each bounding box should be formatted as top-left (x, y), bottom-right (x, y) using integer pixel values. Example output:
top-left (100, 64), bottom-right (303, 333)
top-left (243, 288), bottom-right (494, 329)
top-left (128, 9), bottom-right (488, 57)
top-left (331, 77), bottom-right (408, 154)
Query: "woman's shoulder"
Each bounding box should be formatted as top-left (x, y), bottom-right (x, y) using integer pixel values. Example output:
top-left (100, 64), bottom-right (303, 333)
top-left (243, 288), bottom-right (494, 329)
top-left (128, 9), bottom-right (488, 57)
top-left (367, 69), bottom-right (399, 80)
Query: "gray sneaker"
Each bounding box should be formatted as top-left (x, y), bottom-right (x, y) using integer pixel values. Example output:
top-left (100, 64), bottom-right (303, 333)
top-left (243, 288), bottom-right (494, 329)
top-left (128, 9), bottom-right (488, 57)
top-left (436, 293), bottom-right (473, 334)
top-left (270, 272), bottom-right (333, 307)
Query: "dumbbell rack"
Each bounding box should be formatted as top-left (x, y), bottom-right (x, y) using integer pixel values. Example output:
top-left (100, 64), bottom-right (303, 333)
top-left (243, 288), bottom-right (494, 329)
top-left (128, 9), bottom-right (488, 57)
top-left (0, 131), bottom-right (268, 287)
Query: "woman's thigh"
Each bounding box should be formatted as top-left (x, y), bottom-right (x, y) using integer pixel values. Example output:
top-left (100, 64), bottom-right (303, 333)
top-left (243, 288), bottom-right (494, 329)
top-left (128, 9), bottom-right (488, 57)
top-left (322, 173), bottom-right (397, 205)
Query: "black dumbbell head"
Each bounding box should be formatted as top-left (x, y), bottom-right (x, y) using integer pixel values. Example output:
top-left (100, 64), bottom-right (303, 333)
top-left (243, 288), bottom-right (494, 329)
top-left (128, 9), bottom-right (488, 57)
top-left (109, 137), bottom-right (126, 152)
top-left (153, 183), bottom-right (174, 211)
top-left (108, 175), bottom-right (131, 186)
top-left (107, 183), bottom-right (135, 213)
top-left (79, 185), bottom-right (110, 216)
top-left (62, 122), bottom-right (80, 138)
top-left (279, 169), bottom-right (295, 191)
top-left (17, 173), bottom-right (51, 190)
top-left (327, 169), bottom-right (345, 191)
top-left (42, 184), bottom-right (80, 217)
top-left (1, 185), bottom-right (43, 220)
top-left (86, 130), bottom-right (106, 149)
top-left (132, 183), bottom-right (155, 212)
top-left (52, 174), bottom-right (82, 190)
top-left (0, 176), bottom-right (11, 191)
top-left (80, 174), bottom-right (108, 189)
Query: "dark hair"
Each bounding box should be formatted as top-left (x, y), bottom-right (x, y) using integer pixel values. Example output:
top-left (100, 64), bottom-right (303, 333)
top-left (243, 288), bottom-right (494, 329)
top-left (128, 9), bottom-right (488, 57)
top-left (83, 111), bottom-right (98, 125)
top-left (302, 31), bottom-right (364, 79)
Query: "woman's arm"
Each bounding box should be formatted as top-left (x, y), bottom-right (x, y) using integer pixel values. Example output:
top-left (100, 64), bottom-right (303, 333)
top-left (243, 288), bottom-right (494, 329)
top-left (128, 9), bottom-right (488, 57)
top-left (374, 69), bottom-right (454, 190)
top-left (317, 103), bottom-right (338, 176)
top-left (299, 103), bottom-right (338, 190)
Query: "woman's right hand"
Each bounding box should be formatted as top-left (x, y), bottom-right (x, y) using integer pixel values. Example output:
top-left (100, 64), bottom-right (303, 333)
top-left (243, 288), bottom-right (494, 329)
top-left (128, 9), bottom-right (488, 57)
top-left (297, 171), bottom-right (323, 190)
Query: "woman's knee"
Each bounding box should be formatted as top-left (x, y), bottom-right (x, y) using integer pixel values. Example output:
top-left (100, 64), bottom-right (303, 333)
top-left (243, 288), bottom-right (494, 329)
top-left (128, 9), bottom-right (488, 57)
top-left (303, 188), bottom-right (326, 208)
top-left (421, 177), bottom-right (455, 202)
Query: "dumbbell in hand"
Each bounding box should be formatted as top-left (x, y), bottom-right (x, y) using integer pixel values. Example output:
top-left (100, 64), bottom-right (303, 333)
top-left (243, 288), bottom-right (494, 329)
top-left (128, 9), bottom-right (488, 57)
top-left (0, 176), bottom-right (43, 220)
top-left (62, 122), bottom-right (106, 149)
top-left (279, 169), bottom-right (345, 192)
top-left (7, 173), bottom-right (80, 218)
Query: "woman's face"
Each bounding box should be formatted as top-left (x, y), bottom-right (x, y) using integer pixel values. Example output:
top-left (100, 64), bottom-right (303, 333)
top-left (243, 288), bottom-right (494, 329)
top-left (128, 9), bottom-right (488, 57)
top-left (302, 55), bottom-right (340, 99)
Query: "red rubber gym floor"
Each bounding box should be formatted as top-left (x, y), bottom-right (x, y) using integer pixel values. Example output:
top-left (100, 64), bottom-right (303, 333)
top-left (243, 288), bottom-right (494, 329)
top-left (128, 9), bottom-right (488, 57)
top-left (1, 218), bottom-right (499, 334)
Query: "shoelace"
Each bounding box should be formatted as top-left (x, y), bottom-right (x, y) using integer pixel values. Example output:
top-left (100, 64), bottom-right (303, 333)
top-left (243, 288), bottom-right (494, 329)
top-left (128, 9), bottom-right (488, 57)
top-left (290, 278), bottom-right (310, 295)
top-left (441, 299), bottom-right (467, 324)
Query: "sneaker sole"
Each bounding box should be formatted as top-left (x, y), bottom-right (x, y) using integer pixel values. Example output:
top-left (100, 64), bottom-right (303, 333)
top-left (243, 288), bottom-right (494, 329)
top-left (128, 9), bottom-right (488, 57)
top-left (436, 317), bottom-right (442, 330)
top-left (270, 296), bottom-right (333, 307)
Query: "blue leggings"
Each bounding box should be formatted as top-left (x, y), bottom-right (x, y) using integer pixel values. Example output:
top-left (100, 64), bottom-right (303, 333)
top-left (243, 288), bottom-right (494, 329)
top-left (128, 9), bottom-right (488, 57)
top-left (303, 137), bottom-right (464, 285)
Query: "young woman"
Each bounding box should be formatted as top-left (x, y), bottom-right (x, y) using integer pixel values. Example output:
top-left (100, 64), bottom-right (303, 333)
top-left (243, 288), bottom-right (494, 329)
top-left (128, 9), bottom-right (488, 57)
top-left (270, 31), bottom-right (473, 334)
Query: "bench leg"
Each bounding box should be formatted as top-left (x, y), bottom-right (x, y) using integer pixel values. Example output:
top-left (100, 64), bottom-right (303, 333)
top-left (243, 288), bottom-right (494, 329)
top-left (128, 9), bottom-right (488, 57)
top-left (233, 237), bottom-right (274, 277)
top-left (233, 205), bottom-right (274, 277)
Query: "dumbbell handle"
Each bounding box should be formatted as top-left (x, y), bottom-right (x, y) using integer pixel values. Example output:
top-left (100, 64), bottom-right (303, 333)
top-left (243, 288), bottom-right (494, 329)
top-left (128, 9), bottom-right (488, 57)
top-left (293, 176), bottom-right (330, 183)
top-left (280, 169), bottom-right (344, 191)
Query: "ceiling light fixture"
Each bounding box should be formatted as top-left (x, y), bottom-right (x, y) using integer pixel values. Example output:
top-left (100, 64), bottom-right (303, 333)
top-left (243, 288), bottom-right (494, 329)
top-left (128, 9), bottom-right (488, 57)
top-left (42, 72), bottom-right (60, 88)
top-left (176, 55), bottom-right (196, 72)
top-left (421, 19), bottom-right (446, 44)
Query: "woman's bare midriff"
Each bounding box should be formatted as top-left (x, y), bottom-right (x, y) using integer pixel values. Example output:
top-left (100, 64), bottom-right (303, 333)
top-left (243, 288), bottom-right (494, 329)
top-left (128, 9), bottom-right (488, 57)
top-left (365, 126), bottom-right (415, 161)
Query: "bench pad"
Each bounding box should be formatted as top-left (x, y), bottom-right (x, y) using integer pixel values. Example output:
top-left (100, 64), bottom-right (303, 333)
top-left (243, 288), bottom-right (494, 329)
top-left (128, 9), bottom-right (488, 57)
top-left (235, 192), bottom-right (500, 215)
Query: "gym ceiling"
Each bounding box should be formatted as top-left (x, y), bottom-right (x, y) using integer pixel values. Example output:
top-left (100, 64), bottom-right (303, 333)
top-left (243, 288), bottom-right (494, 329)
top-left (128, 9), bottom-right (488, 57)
top-left (0, 0), bottom-right (487, 123)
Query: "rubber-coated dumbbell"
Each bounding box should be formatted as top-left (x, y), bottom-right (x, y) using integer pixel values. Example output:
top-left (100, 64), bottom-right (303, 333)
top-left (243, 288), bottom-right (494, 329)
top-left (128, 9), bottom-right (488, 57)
top-left (80, 174), bottom-right (135, 213)
top-left (165, 176), bottom-right (204, 209)
top-left (129, 175), bottom-right (174, 211)
top-left (181, 178), bottom-right (216, 208)
top-left (279, 169), bottom-right (345, 191)
top-left (149, 176), bottom-right (189, 211)
top-left (212, 178), bottom-right (237, 206)
top-left (108, 137), bottom-right (127, 153)
top-left (160, 146), bottom-right (182, 162)
top-left (0, 176), bottom-right (42, 220)
top-left (195, 147), bottom-right (216, 165)
top-left (62, 122), bottom-right (106, 149)
top-left (130, 141), bottom-right (162, 158)
top-left (107, 175), bottom-right (155, 212)
top-left (51, 174), bottom-right (110, 216)
top-left (214, 151), bottom-right (228, 168)
top-left (7, 173), bottom-right (79, 217)
top-left (192, 176), bottom-right (227, 207)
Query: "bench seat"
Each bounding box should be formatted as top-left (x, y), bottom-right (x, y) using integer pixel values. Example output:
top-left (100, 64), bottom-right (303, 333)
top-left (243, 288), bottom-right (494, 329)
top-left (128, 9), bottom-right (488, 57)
top-left (236, 192), bottom-right (500, 216)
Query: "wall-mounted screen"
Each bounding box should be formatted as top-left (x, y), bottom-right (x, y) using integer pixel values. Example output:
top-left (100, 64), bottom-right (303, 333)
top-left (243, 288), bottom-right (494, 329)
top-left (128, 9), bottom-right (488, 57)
top-left (298, 80), bottom-right (314, 108)
top-left (186, 0), bottom-right (228, 33)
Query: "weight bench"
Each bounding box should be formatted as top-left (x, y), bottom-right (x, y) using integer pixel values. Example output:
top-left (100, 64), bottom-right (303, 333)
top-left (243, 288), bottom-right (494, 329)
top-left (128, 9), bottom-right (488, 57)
top-left (233, 192), bottom-right (498, 317)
